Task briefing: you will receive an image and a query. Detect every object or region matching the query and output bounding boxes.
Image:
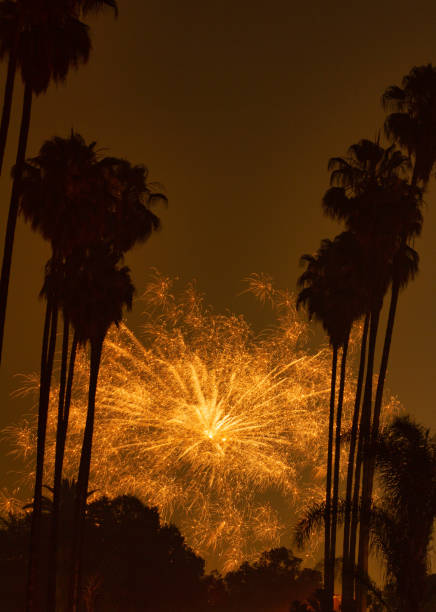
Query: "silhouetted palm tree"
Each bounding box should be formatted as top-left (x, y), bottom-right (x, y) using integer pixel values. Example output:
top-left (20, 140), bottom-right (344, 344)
top-left (340, 313), bottom-right (368, 610)
top-left (18, 132), bottom-right (165, 611)
top-left (295, 414), bottom-right (436, 612)
top-left (0, 0), bottom-right (117, 173)
top-left (20, 134), bottom-right (164, 260)
top-left (322, 138), bottom-right (422, 611)
top-left (371, 416), bottom-right (436, 612)
top-left (65, 249), bottom-right (134, 611)
top-left (19, 133), bottom-right (100, 612)
top-left (298, 232), bottom-right (364, 610)
top-left (383, 64), bottom-right (436, 189)
top-left (0, 0), bottom-right (117, 367)
top-left (25, 259), bottom-right (60, 612)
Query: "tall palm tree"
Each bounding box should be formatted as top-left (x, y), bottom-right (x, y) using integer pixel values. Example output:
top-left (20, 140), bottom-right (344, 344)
top-left (18, 132), bottom-right (165, 611)
top-left (0, 0), bottom-right (118, 367)
top-left (322, 139), bottom-right (421, 611)
top-left (357, 188), bottom-right (421, 612)
top-left (340, 313), bottom-right (368, 610)
top-left (323, 142), bottom-right (394, 610)
top-left (298, 232), bottom-right (364, 610)
top-left (26, 259), bottom-right (60, 612)
top-left (19, 131), bottom-right (100, 612)
top-left (65, 249), bottom-right (134, 611)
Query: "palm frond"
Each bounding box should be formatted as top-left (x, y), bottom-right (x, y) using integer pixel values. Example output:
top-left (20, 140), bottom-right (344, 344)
top-left (294, 501), bottom-right (326, 549)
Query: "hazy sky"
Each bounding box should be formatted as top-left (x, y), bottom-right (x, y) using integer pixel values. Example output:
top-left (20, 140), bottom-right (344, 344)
top-left (0, 0), bottom-right (435, 484)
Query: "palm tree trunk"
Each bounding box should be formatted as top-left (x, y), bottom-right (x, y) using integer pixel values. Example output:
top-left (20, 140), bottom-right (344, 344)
top-left (324, 344), bottom-right (338, 611)
top-left (370, 275), bottom-right (399, 482)
top-left (47, 317), bottom-right (70, 612)
top-left (0, 40), bottom-right (18, 175)
top-left (59, 332), bottom-right (78, 475)
top-left (26, 301), bottom-right (58, 612)
top-left (70, 336), bottom-right (103, 612)
top-left (330, 335), bottom-right (349, 603)
top-left (53, 332), bottom-right (78, 612)
top-left (348, 316), bottom-right (379, 598)
top-left (0, 83), bottom-right (33, 365)
top-left (341, 315), bottom-right (369, 611)
top-left (356, 307), bottom-right (381, 612)
top-left (356, 279), bottom-right (400, 612)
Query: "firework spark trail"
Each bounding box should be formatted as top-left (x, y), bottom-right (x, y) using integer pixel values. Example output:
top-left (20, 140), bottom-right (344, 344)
top-left (7, 272), bottom-right (399, 571)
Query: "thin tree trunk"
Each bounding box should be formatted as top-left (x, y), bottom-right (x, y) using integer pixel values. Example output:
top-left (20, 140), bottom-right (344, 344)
top-left (330, 335), bottom-right (349, 603)
top-left (47, 316), bottom-right (69, 612)
top-left (54, 332), bottom-right (78, 612)
top-left (341, 315), bottom-right (369, 611)
top-left (0, 40), bottom-right (18, 175)
top-left (70, 336), bottom-right (103, 612)
top-left (356, 308), bottom-right (380, 612)
top-left (324, 345), bottom-right (338, 611)
top-left (370, 277), bottom-right (399, 480)
top-left (357, 279), bottom-right (400, 612)
top-left (0, 83), bottom-right (32, 365)
top-left (26, 302), bottom-right (58, 612)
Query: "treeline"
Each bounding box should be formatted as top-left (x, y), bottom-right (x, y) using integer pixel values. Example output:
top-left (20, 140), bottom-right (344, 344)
top-left (0, 488), bottom-right (322, 611)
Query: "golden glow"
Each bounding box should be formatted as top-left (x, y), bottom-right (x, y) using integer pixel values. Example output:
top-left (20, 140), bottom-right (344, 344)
top-left (8, 272), bottom-right (399, 570)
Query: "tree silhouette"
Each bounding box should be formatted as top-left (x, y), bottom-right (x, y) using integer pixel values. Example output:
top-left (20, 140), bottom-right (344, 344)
top-left (25, 259), bottom-right (60, 612)
top-left (0, 0), bottom-right (117, 173)
top-left (295, 416), bottom-right (436, 612)
top-left (0, 492), bottom-right (210, 612)
top-left (223, 547), bottom-right (322, 612)
top-left (0, 0), bottom-right (117, 367)
top-left (383, 64), bottom-right (436, 189)
top-left (370, 416), bottom-right (436, 612)
top-left (298, 232), bottom-right (365, 610)
top-left (18, 132), bottom-right (165, 611)
top-left (322, 138), bottom-right (422, 610)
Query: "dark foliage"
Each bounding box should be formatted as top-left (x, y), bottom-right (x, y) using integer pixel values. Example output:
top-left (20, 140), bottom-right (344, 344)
top-left (0, 493), bottom-right (209, 611)
top-left (221, 547), bottom-right (322, 612)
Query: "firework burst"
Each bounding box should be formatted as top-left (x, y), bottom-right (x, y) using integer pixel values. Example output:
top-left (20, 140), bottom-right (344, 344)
top-left (9, 271), bottom-right (377, 570)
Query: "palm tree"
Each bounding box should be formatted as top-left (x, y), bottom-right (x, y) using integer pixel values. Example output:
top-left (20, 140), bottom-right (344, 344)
top-left (0, 0), bottom-right (117, 174)
top-left (295, 416), bottom-right (436, 612)
top-left (383, 64), bottom-right (436, 189)
top-left (322, 141), bottom-right (395, 610)
top-left (18, 132), bottom-right (165, 611)
top-left (65, 249), bottom-right (134, 611)
top-left (322, 139), bottom-right (422, 611)
top-left (19, 134), bottom-right (164, 260)
top-left (19, 134), bottom-right (100, 612)
top-left (356, 189), bottom-right (421, 612)
top-left (371, 416), bottom-right (436, 612)
top-left (298, 232), bottom-right (364, 610)
top-left (0, 0), bottom-right (118, 367)
top-left (25, 258), bottom-right (61, 612)
top-left (340, 313), bottom-right (368, 610)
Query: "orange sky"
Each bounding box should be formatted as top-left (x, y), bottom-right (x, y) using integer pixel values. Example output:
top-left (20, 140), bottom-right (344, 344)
top-left (0, 0), bottom-right (435, 484)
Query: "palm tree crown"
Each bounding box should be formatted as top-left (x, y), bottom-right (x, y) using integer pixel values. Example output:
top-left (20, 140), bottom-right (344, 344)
top-left (383, 64), bottom-right (436, 187)
top-left (0, 0), bottom-right (92, 96)
top-left (19, 132), bottom-right (166, 260)
top-left (297, 231), bottom-right (366, 348)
